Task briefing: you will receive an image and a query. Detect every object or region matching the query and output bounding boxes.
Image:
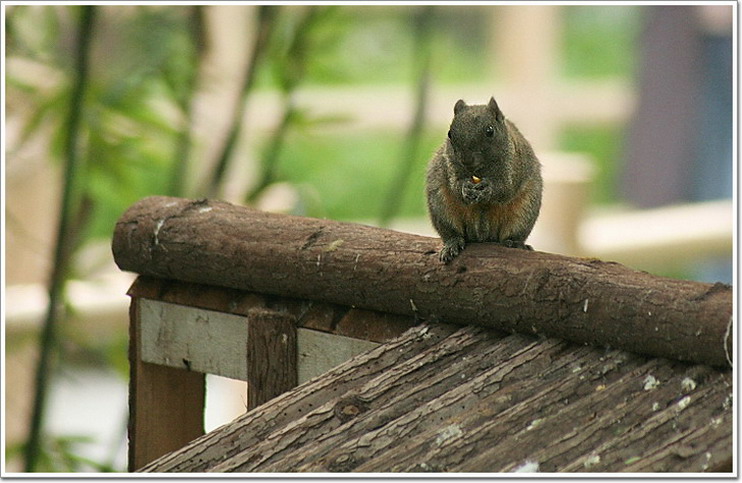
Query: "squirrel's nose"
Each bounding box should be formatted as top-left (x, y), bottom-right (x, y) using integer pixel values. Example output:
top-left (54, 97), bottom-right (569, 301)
top-left (469, 151), bottom-right (485, 165)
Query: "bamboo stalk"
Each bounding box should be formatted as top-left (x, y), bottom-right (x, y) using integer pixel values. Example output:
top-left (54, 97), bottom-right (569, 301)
top-left (24, 5), bottom-right (97, 472)
top-left (378, 6), bottom-right (435, 227)
top-left (244, 6), bottom-right (327, 204)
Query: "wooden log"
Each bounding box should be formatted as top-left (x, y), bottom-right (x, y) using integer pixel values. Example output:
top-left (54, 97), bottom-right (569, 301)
top-left (112, 196), bottom-right (733, 367)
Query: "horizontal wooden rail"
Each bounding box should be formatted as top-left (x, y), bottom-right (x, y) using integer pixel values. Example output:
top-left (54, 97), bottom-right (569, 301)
top-left (113, 196), bottom-right (733, 367)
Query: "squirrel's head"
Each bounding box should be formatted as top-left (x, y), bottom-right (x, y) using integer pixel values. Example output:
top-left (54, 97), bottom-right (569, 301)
top-left (446, 97), bottom-right (508, 176)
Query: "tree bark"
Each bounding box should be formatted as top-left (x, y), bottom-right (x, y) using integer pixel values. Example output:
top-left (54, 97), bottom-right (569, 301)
top-left (112, 196), bottom-right (732, 367)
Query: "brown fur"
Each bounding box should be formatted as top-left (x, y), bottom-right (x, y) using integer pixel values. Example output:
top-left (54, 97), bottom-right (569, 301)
top-left (438, 172), bottom-right (538, 242)
top-left (426, 97), bottom-right (543, 263)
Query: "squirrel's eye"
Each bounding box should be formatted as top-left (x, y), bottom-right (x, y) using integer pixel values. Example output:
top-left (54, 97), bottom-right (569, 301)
top-left (485, 126), bottom-right (494, 137)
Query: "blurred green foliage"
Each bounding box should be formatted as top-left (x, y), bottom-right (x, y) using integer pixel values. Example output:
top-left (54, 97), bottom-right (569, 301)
top-left (562, 5), bottom-right (642, 79)
top-left (7, 5), bottom-right (641, 241)
top-left (6, 434), bottom-right (118, 472)
top-left (8, 6), bottom-right (195, 244)
top-left (256, 7), bottom-right (492, 88)
top-left (273, 129), bottom-right (440, 220)
top-left (559, 123), bottom-right (626, 206)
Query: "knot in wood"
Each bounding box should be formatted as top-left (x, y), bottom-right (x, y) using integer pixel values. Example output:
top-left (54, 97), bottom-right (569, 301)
top-left (334, 396), bottom-right (369, 423)
top-left (342, 405), bottom-right (360, 416)
top-left (328, 452), bottom-right (357, 472)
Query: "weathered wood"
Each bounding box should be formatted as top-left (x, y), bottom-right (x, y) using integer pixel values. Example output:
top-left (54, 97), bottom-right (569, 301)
top-left (137, 323), bottom-right (459, 473)
top-left (334, 309), bottom-right (416, 343)
top-left (128, 277), bottom-right (400, 385)
top-left (127, 276), bottom-right (417, 341)
top-left (140, 299), bottom-right (250, 380)
top-left (129, 277), bottom-right (399, 387)
top-left (246, 310), bottom-right (297, 409)
top-left (128, 298), bottom-right (205, 471)
top-left (113, 196), bottom-right (732, 367)
top-left (127, 276), bottom-right (267, 318)
top-left (297, 329), bottom-right (379, 384)
top-left (141, 324), bottom-right (732, 473)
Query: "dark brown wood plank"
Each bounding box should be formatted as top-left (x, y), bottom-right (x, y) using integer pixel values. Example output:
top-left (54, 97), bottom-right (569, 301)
top-left (128, 297), bottom-right (206, 471)
top-left (246, 310), bottom-right (298, 409)
top-left (334, 309), bottom-right (417, 343)
top-left (128, 276), bottom-right (268, 317)
top-left (113, 196), bottom-right (732, 367)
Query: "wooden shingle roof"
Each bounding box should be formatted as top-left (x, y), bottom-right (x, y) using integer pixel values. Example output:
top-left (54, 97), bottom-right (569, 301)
top-left (143, 323), bottom-right (732, 473)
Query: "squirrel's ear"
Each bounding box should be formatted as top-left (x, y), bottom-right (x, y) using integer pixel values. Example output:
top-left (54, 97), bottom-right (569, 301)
top-left (488, 97), bottom-right (505, 122)
top-left (454, 99), bottom-right (467, 115)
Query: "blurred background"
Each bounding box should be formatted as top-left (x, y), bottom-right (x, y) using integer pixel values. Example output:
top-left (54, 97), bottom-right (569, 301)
top-left (3, 3), bottom-right (734, 473)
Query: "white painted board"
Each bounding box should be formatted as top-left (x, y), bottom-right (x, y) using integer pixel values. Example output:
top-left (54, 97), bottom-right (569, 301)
top-left (297, 328), bottom-right (379, 384)
top-left (140, 299), bottom-right (249, 380)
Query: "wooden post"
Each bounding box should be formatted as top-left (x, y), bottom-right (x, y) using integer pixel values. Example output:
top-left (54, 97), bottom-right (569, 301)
top-left (246, 310), bottom-right (298, 409)
top-left (126, 278), bottom-right (307, 469)
top-left (128, 298), bottom-right (206, 472)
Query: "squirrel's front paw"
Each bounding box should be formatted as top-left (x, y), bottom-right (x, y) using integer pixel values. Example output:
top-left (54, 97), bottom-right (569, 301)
top-left (440, 237), bottom-right (465, 263)
top-left (461, 179), bottom-right (489, 204)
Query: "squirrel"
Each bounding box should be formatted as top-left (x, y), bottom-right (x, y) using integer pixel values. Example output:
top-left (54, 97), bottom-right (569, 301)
top-left (425, 97), bottom-right (543, 263)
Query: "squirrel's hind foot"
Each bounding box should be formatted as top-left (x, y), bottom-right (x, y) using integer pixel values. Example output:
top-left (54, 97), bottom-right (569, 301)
top-left (501, 239), bottom-right (533, 251)
top-left (439, 237), bottom-right (465, 264)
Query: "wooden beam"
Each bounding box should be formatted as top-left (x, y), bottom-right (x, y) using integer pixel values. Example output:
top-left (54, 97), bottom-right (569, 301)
top-left (128, 298), bottom-right (205, 472)
top-left (127, 276), bottom-right (417, 341)
top-left (579, 200), bottom-right (732, 270)
top-left (131, 284), bottom-right (387, 386)
top-left (140, 299), bottom-right (250, 380)
top-left (113, 197), bottom-right (732, 367)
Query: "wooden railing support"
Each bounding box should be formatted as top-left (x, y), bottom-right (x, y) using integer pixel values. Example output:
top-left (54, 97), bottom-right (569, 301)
top-left (128, 297), bottom-right (205, 471)
top-left (124, 276), bottom-right (406, 471)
